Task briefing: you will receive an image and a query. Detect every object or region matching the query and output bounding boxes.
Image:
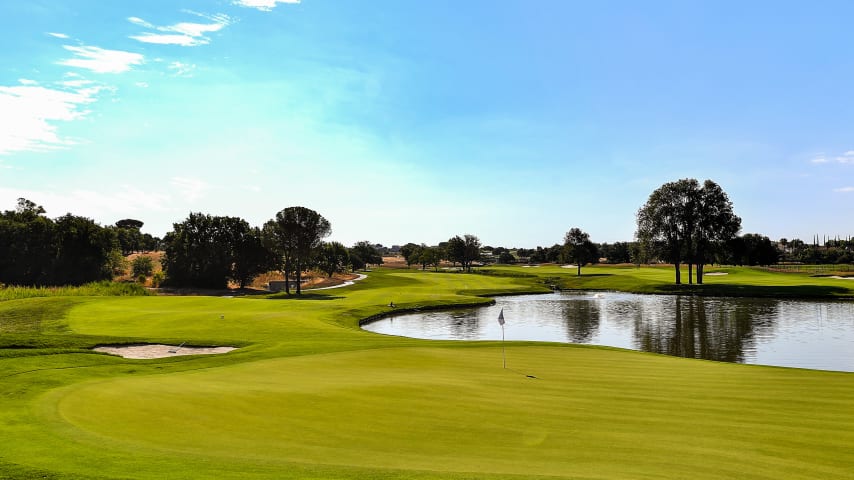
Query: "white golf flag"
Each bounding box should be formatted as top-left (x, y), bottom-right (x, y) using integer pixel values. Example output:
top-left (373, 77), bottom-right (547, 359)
top-left (497, 308), bottom-right (505, 326)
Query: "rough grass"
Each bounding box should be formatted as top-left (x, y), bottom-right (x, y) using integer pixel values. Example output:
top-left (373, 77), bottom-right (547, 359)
top-left (0, 268), bottom-right (852, 479)
top-left (0, 281), bottom-right (150, 302)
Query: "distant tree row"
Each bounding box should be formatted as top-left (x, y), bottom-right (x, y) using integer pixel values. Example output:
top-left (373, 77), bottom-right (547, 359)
top-left (0, 199), bottom-right (121, 286)
top-left (160, 206), bottom-right (387, 293)
top-left (399, 234), bottom-right (481, 272)
top-left (114, 218), bottom-right (160, 255)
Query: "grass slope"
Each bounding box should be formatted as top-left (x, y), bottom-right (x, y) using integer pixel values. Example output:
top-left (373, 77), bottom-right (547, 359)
top-left (484, 264), bottom-right (854, 298)
top-left (1, 268), bottom-right (853, 479)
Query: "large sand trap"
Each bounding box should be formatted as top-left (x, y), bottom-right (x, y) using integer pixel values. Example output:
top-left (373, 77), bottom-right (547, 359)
top-left (830, 275), bottom-right (854, 280)
top-left (93, 344), bottom-right (236, 359)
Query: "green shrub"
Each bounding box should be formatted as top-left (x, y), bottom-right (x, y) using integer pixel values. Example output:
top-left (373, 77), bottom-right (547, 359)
top-left (131, 256), bottom-right (154, 278)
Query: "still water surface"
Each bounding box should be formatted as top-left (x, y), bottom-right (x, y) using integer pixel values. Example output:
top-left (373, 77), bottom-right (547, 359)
top-left (362, 292), bottom-right (854, 372)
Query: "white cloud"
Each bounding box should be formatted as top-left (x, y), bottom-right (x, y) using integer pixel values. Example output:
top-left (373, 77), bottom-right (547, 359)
top-left (810, 150), bottom-right (854, 165)
top-left (58, 45), bottom-right (144, 74)
top-left (834, 186), bottom-right (854, 193)
top-left (131, 33), bottom-right (207, 47)
top-left (168, 61), bottom-right (196, 77)
top-left (128, 14), bottom-right (231, 47)
top-left (232, 0), bottom-right (300, 12)
top-left (18, 79), bottom-right (38, 86)
top-left (836, 151), bottom-right (854, 164)
top-left (0, 84), bottom-right (104, 155)
top-left (47, 32), bottom-right (69, 39)
top-left (58, 79), bottom-right (93, 88)
top-left (170, 177), bottom-right (209, 201)
top-left (0, 186), bottom-right (171, 220)
top-left (135, 82), bottom-right (149, 88)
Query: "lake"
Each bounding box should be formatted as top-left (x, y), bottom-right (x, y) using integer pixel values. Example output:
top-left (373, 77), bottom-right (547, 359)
top-left (362, 292), bottom-right (854, 372)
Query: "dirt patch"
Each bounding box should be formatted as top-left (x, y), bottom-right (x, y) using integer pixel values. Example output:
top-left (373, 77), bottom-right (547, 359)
top-left (93, 344), bottom-right (236, 359)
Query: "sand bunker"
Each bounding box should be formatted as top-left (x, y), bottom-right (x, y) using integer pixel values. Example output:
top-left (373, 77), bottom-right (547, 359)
top-left (93, 344), bottom-right (236, 359)
top-left (830, 276), bottom-right (854, 280)
top-left (704, 272), bottom-right (729, 276)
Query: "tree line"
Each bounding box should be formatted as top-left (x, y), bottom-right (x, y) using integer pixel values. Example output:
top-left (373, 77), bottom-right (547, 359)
top-left (2, 184), bottom-right (850, 289)
top-left (161, 207), bottom-right (390, 293)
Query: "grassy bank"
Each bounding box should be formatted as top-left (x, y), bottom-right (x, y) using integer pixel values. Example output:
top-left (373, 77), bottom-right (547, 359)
top-left (482, 264), bottom-right (854, 298)
top-left (0, 269), bottom-right (852, 479)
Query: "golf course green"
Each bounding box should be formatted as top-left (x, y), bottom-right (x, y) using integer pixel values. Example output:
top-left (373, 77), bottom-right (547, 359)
top-left (1, 266), bottom-right (853, 479)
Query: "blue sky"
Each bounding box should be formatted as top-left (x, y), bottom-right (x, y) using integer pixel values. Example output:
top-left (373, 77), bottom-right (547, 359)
top-left (1, 1), bottom-right (853, 247)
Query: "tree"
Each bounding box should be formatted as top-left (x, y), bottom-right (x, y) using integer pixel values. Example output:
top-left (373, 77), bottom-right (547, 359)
top-left (351, 241), bottom-right (383, 270)
top-left (52, 214), bottom-right (118, 285)
top-left (418, 245), bottom-right (443, 271)
top-left (692, 180), bottom-right (741, 283)
top-left (114, 219), bottom-right (144, 255)
top-left (636, 179), bottom-right (740, 284)
top-left (399, 243), bottom-right (420, 268)
top-left (563, 228), bottom-right (595, 276)
top-left (132, 256), bottom-right (154, 278)
top-left (446, 234), bottom-right (481, 272)
top-left (0, 200), bottom-right (118, 286)
top-left (227, 223), bottom-right (274, 289)
top-left (497, 251), bottom-right (516, 264)
top-left (263, 207), bottom-right (331, 295)
top-left (727, 234), bottom-right (779, 266)
top-left (317, 241), bottom-right (349, 278)
top-left (162, 213), bottom-right (271, 289)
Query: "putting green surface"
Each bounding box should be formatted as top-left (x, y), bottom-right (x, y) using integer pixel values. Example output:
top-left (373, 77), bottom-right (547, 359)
top-left (50, 347), bottom-right (854, 480)
top-left (2, 268), bottom-right (854, 479)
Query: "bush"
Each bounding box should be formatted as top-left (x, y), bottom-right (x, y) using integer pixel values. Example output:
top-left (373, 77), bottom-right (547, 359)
top-left (131, 256), bottom-right (154, 278)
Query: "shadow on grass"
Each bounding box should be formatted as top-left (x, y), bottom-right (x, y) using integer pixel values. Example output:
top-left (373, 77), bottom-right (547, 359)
top-left (264, 292), bottom-right (343, 301)
top-left (653, 283), bottom-right (852, 298)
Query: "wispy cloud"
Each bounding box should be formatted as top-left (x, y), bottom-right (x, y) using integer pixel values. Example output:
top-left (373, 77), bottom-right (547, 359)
top-left (170, 177), bottom-right (209, 201)
top-left (168, 61), bottom-right (196, 77)
top-left (232, 0), bottom-right (300, 12)
top-left (128, 13), bottom-right (231, 47)
top-left (58, 45), bottom-right (144, 74)
top-left (812, 150), bottom-right (854, 165)
top-left (18, 79), bottom-right (38, 86)
top-left (47, 32), bottom-right (69, 39)
top-left (0, 83), bottom-right (105, 155)
top-left (834, 186), bottom-right (854, 193)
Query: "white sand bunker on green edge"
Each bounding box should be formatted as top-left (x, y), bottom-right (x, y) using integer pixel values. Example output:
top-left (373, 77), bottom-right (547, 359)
top-left (704, 272), bottom-right (729, 276)
top-left (93, 344), bottom-right (236, 359)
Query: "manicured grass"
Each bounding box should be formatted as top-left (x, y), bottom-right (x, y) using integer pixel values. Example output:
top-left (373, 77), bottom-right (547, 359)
top-left (484, 264), bottom-right (854, 297)
top-left (1, 268), bottom-right (853, 479)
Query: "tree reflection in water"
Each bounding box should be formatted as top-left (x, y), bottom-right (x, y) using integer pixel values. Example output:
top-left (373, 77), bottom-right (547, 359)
top-left (559, 298), bottom-right (601, 343)
top-left (630, 296), bottom-right (779, 361)
top-left (362, 292), bottom-right (853, 371)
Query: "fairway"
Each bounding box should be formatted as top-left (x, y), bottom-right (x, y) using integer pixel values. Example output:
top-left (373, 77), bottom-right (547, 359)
top-left (2, 268), bottom-right (854, 479)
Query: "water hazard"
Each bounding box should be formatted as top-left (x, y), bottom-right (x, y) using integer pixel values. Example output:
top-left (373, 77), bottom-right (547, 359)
top-left (362, 292), bottom-right (854, 372)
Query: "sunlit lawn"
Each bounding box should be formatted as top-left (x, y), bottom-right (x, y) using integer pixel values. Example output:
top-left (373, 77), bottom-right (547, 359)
top-left (1, 267), bottom-right (853, 479)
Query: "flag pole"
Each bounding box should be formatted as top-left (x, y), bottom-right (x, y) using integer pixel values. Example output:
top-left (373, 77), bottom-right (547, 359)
top-left (501, 323), bottom-right (506, 369)
top-left (498, 308), bottom-right (506, 369)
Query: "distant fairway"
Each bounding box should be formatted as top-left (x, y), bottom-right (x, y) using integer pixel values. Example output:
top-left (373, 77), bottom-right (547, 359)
top-left (2, 267), bottom-right (854, 479)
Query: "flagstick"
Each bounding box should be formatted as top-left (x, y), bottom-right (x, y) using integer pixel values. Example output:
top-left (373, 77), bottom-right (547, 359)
top-left (501, 323), bottom-right (506, 369)
top-left (497, 307), bottom-right (506, 369)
